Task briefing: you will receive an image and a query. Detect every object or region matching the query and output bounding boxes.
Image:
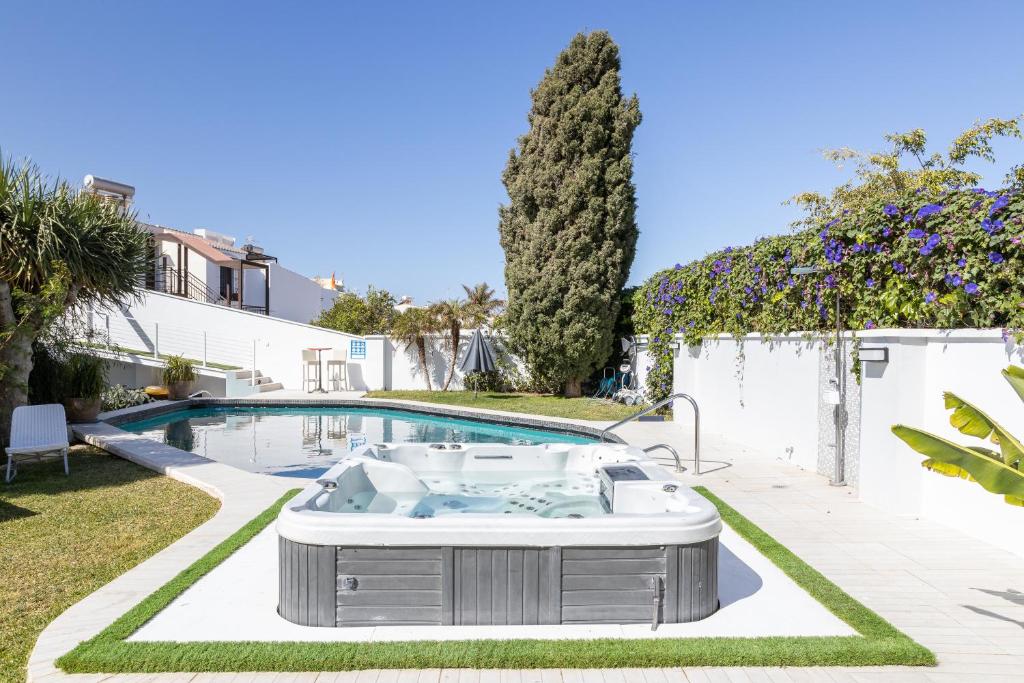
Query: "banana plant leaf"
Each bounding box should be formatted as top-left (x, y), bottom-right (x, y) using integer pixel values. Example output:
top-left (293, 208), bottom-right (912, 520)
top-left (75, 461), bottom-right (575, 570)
top-left (892, 425), bottom-right (1024, 499)
top-left (1003, 365), bottom-right (1024, 404)
top-left (943, 392), bottom-right (1024, 468)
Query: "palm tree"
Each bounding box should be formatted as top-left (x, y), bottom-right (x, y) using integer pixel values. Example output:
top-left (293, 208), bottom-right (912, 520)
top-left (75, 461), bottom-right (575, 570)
top-left (462, 282), bottom-right (504, 328)
top-left (429, 299), bottom-right (469, 391)
top-left (391, 307), bottom-right (440, 390)
top-left (0, 157), bottom-right (149, 445)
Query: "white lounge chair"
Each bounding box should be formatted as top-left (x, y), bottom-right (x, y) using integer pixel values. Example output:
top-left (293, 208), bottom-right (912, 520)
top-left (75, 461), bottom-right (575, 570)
top-left (5, 404), bottom-right (70, 483)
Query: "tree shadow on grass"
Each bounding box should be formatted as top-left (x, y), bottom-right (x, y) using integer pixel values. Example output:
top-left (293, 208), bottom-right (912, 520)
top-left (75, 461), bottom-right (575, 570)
top-left (0, 446), bottom-right (160, 504)
top-left (0, 498), bottom-right (36, 522)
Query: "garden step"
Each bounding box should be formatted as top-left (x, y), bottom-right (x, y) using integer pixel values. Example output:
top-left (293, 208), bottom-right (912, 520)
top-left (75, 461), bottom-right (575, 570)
top-left (258, 381), bottom-right (283, 392)
top-left (233, 370), bottom-right (264, 380)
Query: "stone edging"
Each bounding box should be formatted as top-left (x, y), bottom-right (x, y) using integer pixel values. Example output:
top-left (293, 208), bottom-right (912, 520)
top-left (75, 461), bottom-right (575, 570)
top-left (101, 396), bottom-right (625, 444)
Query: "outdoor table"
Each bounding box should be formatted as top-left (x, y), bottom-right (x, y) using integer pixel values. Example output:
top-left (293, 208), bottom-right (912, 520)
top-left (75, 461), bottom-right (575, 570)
top-left (306, 347), bottom-right (330, 393)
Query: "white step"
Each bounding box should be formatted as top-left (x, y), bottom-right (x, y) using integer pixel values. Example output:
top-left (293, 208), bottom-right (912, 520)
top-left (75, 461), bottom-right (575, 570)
top-left (233, 370), bottom-right (264, 380)
top-left (258, 381), bottom-right (283, 392)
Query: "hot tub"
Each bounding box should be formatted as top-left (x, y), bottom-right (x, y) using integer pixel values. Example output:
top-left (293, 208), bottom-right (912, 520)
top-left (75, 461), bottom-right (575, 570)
top-left (277, 442), bottom-right (721, 628)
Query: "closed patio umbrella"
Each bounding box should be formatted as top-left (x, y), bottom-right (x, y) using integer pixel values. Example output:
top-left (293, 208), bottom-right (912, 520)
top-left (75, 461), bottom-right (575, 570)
top-left (459, 329), bottom-right (497, 397)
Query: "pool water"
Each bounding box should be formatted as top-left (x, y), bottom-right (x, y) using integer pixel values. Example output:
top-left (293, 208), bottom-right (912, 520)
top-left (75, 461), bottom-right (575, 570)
top-left (120, 406), bottom-right (594, 478)
top-left (334, 470), bottom-right (605, 518)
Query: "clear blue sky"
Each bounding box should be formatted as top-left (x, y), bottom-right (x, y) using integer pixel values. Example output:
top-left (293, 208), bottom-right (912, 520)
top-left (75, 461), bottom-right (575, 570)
top-left (3, 1), bottom-right (1022, 302)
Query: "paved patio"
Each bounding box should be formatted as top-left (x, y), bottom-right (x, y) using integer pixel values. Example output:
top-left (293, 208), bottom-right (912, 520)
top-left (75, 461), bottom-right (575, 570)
top-left (27, 400), bottom-right (1024, 682)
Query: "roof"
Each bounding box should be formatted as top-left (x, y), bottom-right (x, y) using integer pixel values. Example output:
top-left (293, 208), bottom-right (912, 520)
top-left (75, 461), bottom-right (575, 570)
top-left (150, 229), bottom-right (236, 265)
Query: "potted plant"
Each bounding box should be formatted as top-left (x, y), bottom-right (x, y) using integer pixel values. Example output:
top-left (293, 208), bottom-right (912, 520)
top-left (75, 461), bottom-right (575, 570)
top-left (61, 353), bottom-right (107, 422)
top-left (163, 355), bottom-right (197, 400)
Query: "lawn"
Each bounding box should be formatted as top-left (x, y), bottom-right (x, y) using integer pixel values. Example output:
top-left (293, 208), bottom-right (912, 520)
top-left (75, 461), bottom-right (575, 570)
top-left (364, 390), bottom-right (645, 421)
top-left (0, 446), bottom-right (219, 683)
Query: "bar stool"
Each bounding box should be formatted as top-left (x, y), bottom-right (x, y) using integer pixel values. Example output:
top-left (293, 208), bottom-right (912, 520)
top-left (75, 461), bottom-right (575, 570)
top-left (326, 348), bottom-right (348, 391)
top-left (301, 349), bottom-right (320, 392)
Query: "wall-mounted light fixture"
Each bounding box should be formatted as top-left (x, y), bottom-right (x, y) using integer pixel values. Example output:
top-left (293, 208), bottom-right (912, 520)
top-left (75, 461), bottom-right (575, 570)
top-left (858, 346), bottom-right (889, 363)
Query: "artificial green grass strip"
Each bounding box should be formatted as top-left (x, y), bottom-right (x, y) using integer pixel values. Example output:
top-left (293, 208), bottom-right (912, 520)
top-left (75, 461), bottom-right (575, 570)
top-left (58, 486), bottom-right (935, 673)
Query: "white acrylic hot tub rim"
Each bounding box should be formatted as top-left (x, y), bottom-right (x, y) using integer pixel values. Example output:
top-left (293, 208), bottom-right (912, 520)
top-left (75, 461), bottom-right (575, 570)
top-left (276, 443), bottom-right (722, 548)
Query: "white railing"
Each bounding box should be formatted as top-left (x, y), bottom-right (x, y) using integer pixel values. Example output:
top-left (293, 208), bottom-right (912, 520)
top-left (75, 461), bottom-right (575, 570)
top-left (84, 309), bottom-right (258, 383)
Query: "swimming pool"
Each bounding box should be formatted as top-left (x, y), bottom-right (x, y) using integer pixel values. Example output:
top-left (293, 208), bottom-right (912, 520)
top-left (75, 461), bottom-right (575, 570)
top-left (120, 406), bottom-right (595, 478)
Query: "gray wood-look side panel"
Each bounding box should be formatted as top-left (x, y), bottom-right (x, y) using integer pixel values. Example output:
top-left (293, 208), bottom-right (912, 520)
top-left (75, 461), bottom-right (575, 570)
top-left (278, 537), bottom-right (336, 627)
top-left (279, 538), bottom-right (720, 628)
top-left (559, 545), bottom-right (666, 624)
top-left (453, 548), bottom-right (560, 625)
top-left (677, 537), bottom-right (719, 622)
top-left (337, 546), bottom-right (444, 626)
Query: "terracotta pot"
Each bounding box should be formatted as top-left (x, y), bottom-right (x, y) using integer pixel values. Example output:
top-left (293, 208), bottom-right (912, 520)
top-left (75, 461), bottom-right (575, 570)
top-left (167, 381), bottom-right (195, 400)
top-left (63, 397), bottom-right (101, 423)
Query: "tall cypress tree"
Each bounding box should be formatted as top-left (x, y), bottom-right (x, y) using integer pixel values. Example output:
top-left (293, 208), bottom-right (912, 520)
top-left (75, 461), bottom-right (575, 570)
top-left (499, 31), bottom-right (641, 396)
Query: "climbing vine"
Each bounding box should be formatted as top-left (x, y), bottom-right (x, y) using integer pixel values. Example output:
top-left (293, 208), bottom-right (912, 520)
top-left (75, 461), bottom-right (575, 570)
top-left (635, 188), bottom-right (1024, 404)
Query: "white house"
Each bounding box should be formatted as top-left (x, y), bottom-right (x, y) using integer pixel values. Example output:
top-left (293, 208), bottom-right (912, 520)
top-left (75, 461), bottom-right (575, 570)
top-left (142, 223), bottom-right (338, 324)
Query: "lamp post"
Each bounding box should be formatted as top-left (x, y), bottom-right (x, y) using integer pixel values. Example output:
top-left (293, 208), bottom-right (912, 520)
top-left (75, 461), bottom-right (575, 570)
top-left (791, 265), bottom-right (846, 487)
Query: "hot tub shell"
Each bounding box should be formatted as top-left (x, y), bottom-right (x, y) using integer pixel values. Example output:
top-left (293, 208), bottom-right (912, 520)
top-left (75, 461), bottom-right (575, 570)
top-left (277, 443), bottom-right (721, 628)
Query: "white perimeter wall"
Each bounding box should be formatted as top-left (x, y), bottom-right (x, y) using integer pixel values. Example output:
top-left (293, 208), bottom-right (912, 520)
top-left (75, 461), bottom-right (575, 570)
top-left (675, 335), bottom-right (821, 470)
top-left (268, 263), bottom-right (339, 324)
top-left (93, 291), bottom-right (381, 391)
top-left (674, 329), bottom-right (1024, 558)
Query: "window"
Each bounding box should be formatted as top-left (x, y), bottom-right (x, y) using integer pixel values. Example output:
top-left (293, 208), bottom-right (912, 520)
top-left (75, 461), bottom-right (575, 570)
top-left (350, 340), bottom-right (367, 360)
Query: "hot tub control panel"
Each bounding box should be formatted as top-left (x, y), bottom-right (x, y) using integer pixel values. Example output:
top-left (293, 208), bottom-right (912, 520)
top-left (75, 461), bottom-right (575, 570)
top-left (598, 464), bottom-right (649, 509)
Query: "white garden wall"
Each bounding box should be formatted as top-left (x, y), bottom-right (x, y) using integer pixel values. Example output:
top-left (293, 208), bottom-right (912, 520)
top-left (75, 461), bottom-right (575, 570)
top-left (673, 328), bottom-right (1024, 558)
top-left (267, 262), bottom-right (339, 324)
top-left (674, 334), bottom-right (822, 471)
top-left (90, 291), bottom-right (380, 391)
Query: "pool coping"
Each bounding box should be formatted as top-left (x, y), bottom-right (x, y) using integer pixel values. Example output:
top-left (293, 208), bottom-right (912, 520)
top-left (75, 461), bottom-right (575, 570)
top-left (100, 396), bottom-right (624, 444)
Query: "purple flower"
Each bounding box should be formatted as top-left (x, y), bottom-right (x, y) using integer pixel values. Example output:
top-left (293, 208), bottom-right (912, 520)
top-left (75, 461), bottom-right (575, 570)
top-left (965, 282), bottom-right (979, 295)
top-left (824, 274), bottom-right (837, 289)
top-left (865, 320), bottom-right (876, 329)
top-left (824, 239), bottom-right (844, 264)
top-left (882, 227), bottom-right (892, 238)
top-left (957, 258), bottom-right (966, 268)
top-left (944, 273), bottom-right (962, 287)
top-left (908, 228), bottom-right (926, 239)
top-left (919, 234), bottom-right (941, 255)
top-left (825, 218), bottom-right (840, 229)
top-left (903, 215), bottom-right (913, 223)
top-left (981, 218), bottom-right (1004, 234)
top-left (989, 252), bottom-right (1005, 264)
top-left (883, 204), bottom-right (899, 217)
top-left (866, 278), bottom-right (876, 288)
top-left (916, 203), bottom-right (943, 220)
top-left (990, 195), bottom-right (1010, 215)
top-left (674, 263), bottom-right (682, 270)
top-left (924, 291), bottom-right (937, 304)
top-left (893, 261), bottom-right (906, 273)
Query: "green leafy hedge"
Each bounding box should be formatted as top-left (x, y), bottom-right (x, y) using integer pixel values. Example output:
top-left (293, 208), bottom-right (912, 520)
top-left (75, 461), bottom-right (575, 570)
top-left (634, 187), bottom-right (1024, 403)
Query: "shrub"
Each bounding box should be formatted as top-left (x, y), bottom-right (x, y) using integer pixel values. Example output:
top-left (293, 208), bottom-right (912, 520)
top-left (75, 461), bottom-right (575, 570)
top-left (635, 187), bottom-right (1023, 403)
top-left (162, 355), bottom-right (196, 384)
top-left (312, 286), bottom-right (396, 335)
top-left (60, 353), bottom-right (107, 399)
top-left (101, 384), bottom-right (153, 412)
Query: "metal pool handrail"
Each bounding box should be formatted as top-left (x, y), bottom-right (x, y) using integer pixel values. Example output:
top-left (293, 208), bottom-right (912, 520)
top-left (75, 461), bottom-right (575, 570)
top-left (599, 393), bottom-right (701, 475)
